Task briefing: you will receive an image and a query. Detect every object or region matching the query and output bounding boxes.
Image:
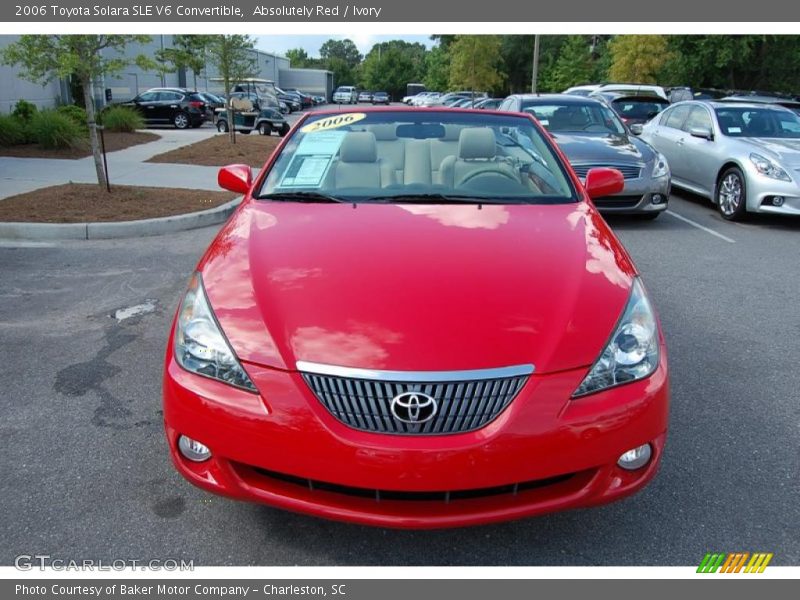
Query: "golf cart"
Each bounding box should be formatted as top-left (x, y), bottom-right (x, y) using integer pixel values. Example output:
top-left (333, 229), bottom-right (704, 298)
top-left (211, 78), bottom-right (291, 136)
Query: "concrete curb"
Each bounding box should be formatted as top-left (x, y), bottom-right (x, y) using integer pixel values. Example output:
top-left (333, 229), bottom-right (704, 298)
top-left (0, 197), bottom-right (242, 241)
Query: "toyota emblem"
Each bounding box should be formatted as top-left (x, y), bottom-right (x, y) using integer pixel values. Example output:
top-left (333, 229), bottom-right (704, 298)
top-left (390, 392), bottom-right (438, 424)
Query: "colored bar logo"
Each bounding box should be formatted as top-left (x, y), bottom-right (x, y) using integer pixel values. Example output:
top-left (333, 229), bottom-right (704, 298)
top-left (697, 552), bottom-right (773, 573)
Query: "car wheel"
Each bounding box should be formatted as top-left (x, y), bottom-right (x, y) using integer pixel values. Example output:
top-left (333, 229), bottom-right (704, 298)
top-left (716, 166), bottom-right (748, 221)
top-left (258, 122), bottom-right (271, 136)
top-left (216, 120), bottom-right (228, 133)
top-left (173, 111), bottom-right (190, 129)
top-left (279, 124), bottom-right (290, 137)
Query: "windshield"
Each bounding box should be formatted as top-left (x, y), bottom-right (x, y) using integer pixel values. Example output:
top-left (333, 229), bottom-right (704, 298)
top-left (257, 111), bottom-right (577, 204)
top-left (611, 98), bottom-right (669, 121)
top-left (521, 102), bottom-right (626, 134)
top-left (715, 107), bottom-right (800, 138)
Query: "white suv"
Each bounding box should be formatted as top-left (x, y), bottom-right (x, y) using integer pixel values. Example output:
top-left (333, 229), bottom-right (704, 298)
top-left (333, 86), bottom-right (358, 104)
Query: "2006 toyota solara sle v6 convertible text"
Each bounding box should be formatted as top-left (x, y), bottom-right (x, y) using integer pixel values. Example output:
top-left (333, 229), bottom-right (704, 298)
top-left (162, 108), bottom-right (670, 528)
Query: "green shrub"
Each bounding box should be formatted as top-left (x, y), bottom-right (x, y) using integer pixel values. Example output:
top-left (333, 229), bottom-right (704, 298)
top-left (12, 99), bottom-right (38, 122)
top-left (56, 104), bottom-right (88, 129)
top-left (29, 110), bottom-right (85, 149)
top-left (99, 106), bottom-right (144, 132)
top-left (0, 114), bottom-right (29, 146)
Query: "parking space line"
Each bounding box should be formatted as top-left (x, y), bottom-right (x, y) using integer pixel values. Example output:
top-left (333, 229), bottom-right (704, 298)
top-left (665, 210), bottom-right (736, 244)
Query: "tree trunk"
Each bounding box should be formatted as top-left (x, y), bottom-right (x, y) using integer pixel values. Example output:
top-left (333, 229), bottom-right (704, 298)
top-left (82, 77), bottom-right (108, 189)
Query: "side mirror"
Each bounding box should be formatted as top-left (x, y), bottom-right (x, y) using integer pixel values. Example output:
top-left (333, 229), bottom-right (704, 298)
top-left (584, 167), bottom-right (625, 199)
top-left (218, 164), bottom-right (253, 195)
top-left (629, 123), bottom-right (643, 136)
top-left (689, 126), bottom-right (714, 141)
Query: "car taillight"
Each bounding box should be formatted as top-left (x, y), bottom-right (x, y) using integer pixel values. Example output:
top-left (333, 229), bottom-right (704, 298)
top-left (189, 101), bottom-right (205, 109)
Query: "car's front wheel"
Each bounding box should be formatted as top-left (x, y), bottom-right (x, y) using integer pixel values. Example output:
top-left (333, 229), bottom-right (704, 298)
top-left (258, 122), bottom-right (271, 136)
top-left (279, 123), bottom-right (290, 137)
top-left (716, 166), bottom-right (748, 221)
top-left (173, 111), bottom-right (190, 129)
top-left (216, 120), bottom-right (228, 133)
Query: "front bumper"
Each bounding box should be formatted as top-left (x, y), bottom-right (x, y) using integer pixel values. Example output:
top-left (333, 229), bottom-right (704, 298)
top-left (593, 175), bottom-right (671, 215)
top-left (163, 353), bottom-right (669, 529)
top-left (745, 173), bottom-right (800, 215)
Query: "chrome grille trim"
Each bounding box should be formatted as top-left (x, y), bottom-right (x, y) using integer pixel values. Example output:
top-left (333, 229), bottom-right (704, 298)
top-left (571, 163), bottom-right (643, 180)
top-left (298, 362), bottom-right (533, 435)
top-left (296, 361), bottom-right (534, 382)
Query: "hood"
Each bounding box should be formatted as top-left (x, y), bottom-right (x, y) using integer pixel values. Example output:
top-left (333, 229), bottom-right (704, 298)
top-left (550, 132), bottom-right (653, 165)
top-left (743, 138), bottom-right (800, 168)
top-left (200, 201), bottom-right (636, 375)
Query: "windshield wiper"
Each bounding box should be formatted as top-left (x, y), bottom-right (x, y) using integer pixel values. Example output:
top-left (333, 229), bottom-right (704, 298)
top-left (365, 193), bottom-right (507, 204)
top-left (256, 191), bottom-right (347, 203)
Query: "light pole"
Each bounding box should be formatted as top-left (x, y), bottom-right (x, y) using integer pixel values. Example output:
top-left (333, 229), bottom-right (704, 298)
top-left (531, 34), bottom-right (540, 94)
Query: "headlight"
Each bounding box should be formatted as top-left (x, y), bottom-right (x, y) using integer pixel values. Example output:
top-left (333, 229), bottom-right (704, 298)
top-left (651, 152), bottom-right (669, 179)
top-left (573, 278), bottom-right (659, 397)
top-left (174, 273), bottom-right (257, 392)
top-left (750, 153), bottom-right (791, 181)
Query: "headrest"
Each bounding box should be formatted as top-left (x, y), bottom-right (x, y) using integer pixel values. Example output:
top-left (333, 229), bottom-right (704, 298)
top-left (366, 124), bottom-right (397, 141)
top-left (340, 131), bottom-right (378, 163)
top-left (458, 128), bottom-right (496, 160)
top-left (441, 124), bottom-right (463, 141)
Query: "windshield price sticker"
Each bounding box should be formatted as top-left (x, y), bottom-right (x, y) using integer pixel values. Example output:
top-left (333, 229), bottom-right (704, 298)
top-left (279, 131), bottom-right (348, 188)
top-left (300, 113), bottom-right (367, 133)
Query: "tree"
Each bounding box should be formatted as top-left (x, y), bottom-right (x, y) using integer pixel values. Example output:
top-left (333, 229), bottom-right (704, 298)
top-left (545, 36), bottom-right (596, 92)
top-left (448, 35), bottom-right (505, 94)
top-left (319, 39), bottom-right (362, 68)
top-left (423, 44), bottom-right (450, 91)
top-left (156, 35), bottom-right (214, 89)
top-left (1, 35), bottom-right (152, 189)
top-left (206, 35), bottom-right (257, 144)
top-left (607, 35), bottom-right (672, 84)
top-left (286, 47), bottom-right (312, 68)
top-left (360, 40), bottom-right (426, 98)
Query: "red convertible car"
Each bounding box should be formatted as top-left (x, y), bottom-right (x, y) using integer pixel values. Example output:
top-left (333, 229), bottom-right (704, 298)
top-left (163, 107), bottom-right (669, 528)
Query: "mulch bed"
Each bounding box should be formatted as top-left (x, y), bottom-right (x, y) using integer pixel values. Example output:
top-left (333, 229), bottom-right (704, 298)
top-left (147, 133), bottom-right (281, 168)
top-left (0, 183), bottom-right (237, 223)
top-left (0, 132), bottom-right (160, 160)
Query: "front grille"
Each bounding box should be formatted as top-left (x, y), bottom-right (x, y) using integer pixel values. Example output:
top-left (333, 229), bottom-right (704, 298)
top-left (592, 195), bottom-right (644, 209)
top-left (249, 465), bottom-right (576, 503)
top-left (571, 163), bottom-right (642, 180)
top-left (299, 364), bottom-right (532, 435)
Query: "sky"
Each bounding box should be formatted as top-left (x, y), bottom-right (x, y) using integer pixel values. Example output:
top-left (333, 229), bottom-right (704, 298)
top-left (255, 34), bottom-right (436, 58)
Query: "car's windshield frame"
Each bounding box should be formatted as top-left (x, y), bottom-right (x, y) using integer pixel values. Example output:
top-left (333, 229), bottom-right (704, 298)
top-left (254, 110), bottom-right (580, 205)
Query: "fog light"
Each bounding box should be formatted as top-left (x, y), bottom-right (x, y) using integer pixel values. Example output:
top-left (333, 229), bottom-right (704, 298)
top-left (773, 196), bottom-right (785, 206)
top-left (651, 194), bottom-right (665, 205)
top-left (617, 443), bottom-right (652, 471)
top-left (178, 435), bottom-right (211, 462)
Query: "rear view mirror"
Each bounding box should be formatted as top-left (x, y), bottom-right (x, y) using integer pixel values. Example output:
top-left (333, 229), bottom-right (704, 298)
top-left (629, 124), bottom-right (643, 135)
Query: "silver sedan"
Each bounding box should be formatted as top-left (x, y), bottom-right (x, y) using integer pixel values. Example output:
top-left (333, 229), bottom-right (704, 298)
top-left (639, 100), bottom-right (800, 219)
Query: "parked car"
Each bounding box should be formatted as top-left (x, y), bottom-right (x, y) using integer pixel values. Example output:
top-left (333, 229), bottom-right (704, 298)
top-left (563, 84), bottom-right (602, 97)
top-left (639, 100), bottom-right (800, 219)
top-left (718, 94), bottom-right (800, 116)
top-left (281, 88), bottom-right (314, 108)
top-left (414, 92), bottom-right (442, 106)
top-left (499, 94), bottom-right (670, 219)
top-left (667, 87), bottom-right (729, 103)
top-left (358, 91), bottom-right (373, 103)
top-left (215, 93), bottom-right (290, 136)
top-left (371, 91), bottom-right (390, 105)
top-left (122, 87), bottom-right (208, 129)
top-left (197, 92), bottom-right (225, 116)
top-left (590, 92), bottom-right (671, 126)
top-left (593, 83), bottom-right (669, 100)
top-left (333, 86), bottom-right (358, 104)
top-left (434, 91), bottom-right (488, 106)
top-left (164, 107), bottom-right (669, 528)
top-left (473, 98), bottom-right (504, 110)
top-left (311, 95), bottom-right (326, 105)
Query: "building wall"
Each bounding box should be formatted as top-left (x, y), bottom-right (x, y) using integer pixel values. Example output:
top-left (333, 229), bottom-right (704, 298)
top-left (0, 35), bottom-right (65, 112)
top-left (0, 34), bottom-right (326, 111)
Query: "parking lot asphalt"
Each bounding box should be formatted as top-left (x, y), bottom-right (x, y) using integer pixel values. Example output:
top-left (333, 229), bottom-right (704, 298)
top-left (1, 111), bottom-right (798, 565)
top-left (2, 191), bottom-right (798, 566)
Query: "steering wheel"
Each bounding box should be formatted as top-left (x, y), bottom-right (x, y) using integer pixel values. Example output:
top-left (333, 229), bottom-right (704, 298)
top-left (458, 168), bottom-right (520, 187)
